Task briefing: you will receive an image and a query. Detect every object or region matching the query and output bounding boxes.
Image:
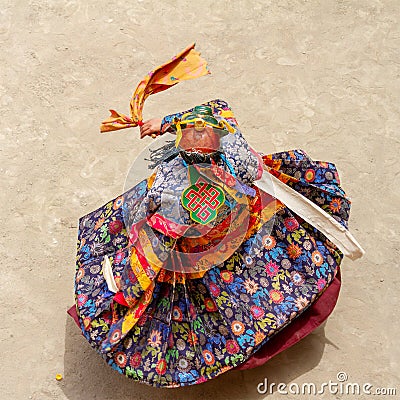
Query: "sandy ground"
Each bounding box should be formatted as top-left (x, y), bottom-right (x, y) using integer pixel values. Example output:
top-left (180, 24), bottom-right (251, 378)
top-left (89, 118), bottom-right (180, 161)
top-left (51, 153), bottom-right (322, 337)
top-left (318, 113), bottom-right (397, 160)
top-left (1, 1), bottom-right (399, 399)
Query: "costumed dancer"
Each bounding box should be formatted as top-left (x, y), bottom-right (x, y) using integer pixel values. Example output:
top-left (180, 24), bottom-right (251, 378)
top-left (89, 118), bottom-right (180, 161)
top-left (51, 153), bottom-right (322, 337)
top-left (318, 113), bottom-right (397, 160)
top-left (68, 43), bottom-right (364, 388)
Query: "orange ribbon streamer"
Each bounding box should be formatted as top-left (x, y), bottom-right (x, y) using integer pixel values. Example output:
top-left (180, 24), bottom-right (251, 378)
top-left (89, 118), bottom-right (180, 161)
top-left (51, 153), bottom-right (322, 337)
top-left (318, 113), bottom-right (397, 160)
top-left (100, 43), bottom-right (210, 133)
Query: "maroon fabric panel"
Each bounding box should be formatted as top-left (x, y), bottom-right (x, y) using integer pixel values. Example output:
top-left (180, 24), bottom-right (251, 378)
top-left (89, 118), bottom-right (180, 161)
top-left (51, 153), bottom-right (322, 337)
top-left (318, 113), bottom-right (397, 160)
top-left (67, 268), bottom-right (341, 371)
top-left (67, 304), bottom-right (80, 327)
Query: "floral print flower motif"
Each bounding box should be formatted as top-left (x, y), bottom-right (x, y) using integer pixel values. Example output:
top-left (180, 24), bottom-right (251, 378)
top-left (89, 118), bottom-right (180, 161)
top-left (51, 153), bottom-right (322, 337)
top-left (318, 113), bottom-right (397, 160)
top-left (276, 229), bottom-right (285, 240)
top-left (187, 331), bottom-right (198, 346)
top-left (284, 217), bottom-right (299, 232)
top-left (282, 283), bottom-right (293, 294)
top-left (156, 359), bottom-right (167, 375)
top-left (269, 289), bottom-right (284, 304)
top-left (231, 320), bottom-right (245, 336)
top-left (250, 305), bottom-right (265, 320)
top-left (219, 325), bottom-right (229, 336)
top-left (77, 294), bottom-right (88, 306)
top-left (202, 350), bottom-right (215, 366)
top-left (90, 331), bottom-right (98, 341)
top-left (109, 329), bottom-right (122, 344)
top-left (114, 251), bottom-right (124, 264)
top-left (225, 307), bottom-right (234, 318)
top-left (147, 329), bottom-right (162, 348)
top-left (287, 243), bottom-right (302, 259)
top-left (113, 196), bottom-right (124, 210)
top-left (327, 254), bottom-right (335, 266)
top-left (123, 337), bottom-right (133, 350)
top-left (262, 235), bottom-right (276, 250)
top-left (209, 282), bottom-right (221, 297)
top-left (325, 171), bottom-right (333, 180)
top-left (240, 293), bottom-right (250, 303)
top-left (290, 271), bottom-right (305, 286)
top-left (204, 297), bottom-right (218, 312)
top-left (260, 277), bottom-right (270, 287)
top-left (317, 278), bottom-right (327, 291)
top-left (76, 267), bottom-right (85, 282)
top-left (244, 254), bottom-right (254, 267)
top-left (114, 351), bottom-right (127, 368)
top-left (225, 339), bottom-right (240, 355)
top-left (220, 270), bottom-right (234, 283)
top-left (243, 278), bottom-right (259, 295)
top-left (109, 219), bottom-right (124, 235)
top-left (329, 198), bottom-right (342, 213)
top-left (265, 261), bottom-right (279, 277)
top-left (304, 264), bottom-right (314, 275)
top-left (304, 168), bottom-right (315, 182)
top-left (303, 240), bottom-right (312, 251)
top-left (294, 296), bottom-right (308, 311)
top-left (281, 258), bottom-right (291, 269)
top-left (89, 264), bottom-right (101, 274)
top-left (94, 217), bottom-right (105, 231)
top-left (235, 265), bottom-right (243, 275)
top-left (176, 338), bottom-right (186, 351)
top-left (130, 352), bottom-right (142, 368)
top-left (90, 242), bottom-right (106, 257)
top-left (172, 306), bottom-right (183, 321)
top-left (177, 356), bottom-right (192, 373)
top-left (254, 331), bottom-right (266, 346)
top-left (311, 250), bottom-right (324, 266)
top-left (276, 313), bottom-right (288, 327)
top-left (253, 246), bottom-right (263, 258)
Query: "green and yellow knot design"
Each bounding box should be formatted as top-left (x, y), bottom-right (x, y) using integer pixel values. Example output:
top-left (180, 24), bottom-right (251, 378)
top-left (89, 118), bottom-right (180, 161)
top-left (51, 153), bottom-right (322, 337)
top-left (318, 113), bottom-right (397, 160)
top-left (181, 166), bottom-right (225, 225)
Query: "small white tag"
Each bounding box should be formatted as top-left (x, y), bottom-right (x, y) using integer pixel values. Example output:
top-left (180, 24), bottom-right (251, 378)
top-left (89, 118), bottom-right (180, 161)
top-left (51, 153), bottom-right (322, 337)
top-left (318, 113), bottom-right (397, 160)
top-left (102, 255), bottom-right (118, 293)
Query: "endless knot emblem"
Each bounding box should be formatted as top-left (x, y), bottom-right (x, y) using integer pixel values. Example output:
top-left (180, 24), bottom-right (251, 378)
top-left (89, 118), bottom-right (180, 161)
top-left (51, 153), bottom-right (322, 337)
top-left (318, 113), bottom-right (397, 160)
top-left (181, 177), bottom-right (225, 224)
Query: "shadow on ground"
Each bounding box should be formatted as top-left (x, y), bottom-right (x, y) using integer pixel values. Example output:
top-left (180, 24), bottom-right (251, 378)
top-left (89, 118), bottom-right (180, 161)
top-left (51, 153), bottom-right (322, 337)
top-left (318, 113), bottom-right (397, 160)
top-left (61, 316), bottom-right (330, 400)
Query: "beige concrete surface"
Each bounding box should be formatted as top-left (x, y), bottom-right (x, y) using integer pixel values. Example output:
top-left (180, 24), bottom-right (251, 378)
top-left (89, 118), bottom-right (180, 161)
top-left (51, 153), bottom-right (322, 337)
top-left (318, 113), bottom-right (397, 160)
top-left (1, 1), bottom-right (399, 399)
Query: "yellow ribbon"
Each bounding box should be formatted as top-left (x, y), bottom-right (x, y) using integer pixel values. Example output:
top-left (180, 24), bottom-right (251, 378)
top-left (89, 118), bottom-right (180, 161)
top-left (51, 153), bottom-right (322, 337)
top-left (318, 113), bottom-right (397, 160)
top-left (100, 43), bottom-right (210, 133)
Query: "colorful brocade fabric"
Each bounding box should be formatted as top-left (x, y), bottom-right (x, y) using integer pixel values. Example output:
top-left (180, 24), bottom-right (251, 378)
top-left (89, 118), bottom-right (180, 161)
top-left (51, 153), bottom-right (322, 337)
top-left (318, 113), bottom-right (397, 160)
top-left (74, 99), bottom-right (351, 388)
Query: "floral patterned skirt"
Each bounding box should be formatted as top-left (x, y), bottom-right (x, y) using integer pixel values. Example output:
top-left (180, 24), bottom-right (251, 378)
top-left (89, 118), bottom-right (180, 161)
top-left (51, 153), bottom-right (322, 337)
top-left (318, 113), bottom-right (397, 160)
top-left (71, 149), bottom-right (351, 388)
